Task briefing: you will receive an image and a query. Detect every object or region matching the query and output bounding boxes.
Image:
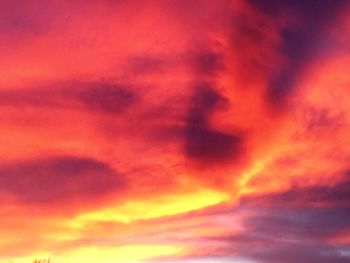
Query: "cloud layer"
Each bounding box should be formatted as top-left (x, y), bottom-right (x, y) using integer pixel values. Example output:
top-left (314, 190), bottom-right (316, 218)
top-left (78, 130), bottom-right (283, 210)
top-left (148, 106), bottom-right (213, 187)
top-left (0, 0), bottom-right (350, 262)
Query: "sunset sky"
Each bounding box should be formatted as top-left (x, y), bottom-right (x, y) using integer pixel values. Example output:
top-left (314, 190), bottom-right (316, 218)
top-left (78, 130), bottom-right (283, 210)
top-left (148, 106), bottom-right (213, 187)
top-left (1, 0), bottom-right (350, 262)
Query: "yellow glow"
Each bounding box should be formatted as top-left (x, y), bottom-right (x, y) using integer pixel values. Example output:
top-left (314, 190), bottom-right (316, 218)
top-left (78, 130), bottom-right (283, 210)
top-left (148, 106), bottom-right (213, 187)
top-left (67, 245), bottom-right (182, 263)
top-left (239, 160), bottom-right (268, 194)
top-left (72, 189), bottom-right (229, 225)
top-left (9, 245), bottom-right (182, 263)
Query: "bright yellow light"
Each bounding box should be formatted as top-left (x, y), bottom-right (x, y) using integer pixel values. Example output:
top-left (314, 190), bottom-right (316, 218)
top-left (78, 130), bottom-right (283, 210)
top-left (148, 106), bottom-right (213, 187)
top-left (239, 160), bottom-right (268, 194)
top-left (8, 245), bottom-right (183, 263)
top-left (60, 245), bottom-right (183, 263)
top-left (72, 189), bottom-right (229, 225)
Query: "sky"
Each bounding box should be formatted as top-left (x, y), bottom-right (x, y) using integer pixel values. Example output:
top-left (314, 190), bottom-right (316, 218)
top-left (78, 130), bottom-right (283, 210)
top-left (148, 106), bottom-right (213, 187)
top-left (0, 0), bottom-right (350, 262)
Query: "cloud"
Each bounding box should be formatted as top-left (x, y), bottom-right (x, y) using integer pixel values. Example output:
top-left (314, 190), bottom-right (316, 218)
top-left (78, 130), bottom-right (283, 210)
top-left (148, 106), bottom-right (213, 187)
top-left (248, 0), bottom-right (348, 106)
top-left (233, 205), bottom-right (350, 263)
top-left (0, 81), bottom-right (138, 114)
top-left (184, 84), bottom-right (243, 165)
top-left (241, 172), bottom-right (350, 207)
top-left (153, 174), bottom-right (350, 263)
top-left (193, 51), bottom-right (224, 76)
top-left (76, 82), bottom-right (137, 113)
top-left (0, 156), bottom-right (124, 204)
top-left (0, 0), bottom-right (350, 262)
top-left (192, 176), bottom-right (350, 263)
top-left (244, 242), bottom-right (349, 263)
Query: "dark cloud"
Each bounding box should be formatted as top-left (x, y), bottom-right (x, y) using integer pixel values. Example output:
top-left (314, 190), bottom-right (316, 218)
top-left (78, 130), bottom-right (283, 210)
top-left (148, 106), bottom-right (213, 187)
top-left (184, 85), bottom-right (243, 164)
top-left (230, 205), bottom-right (350, 263)
top-left (0, 156), bottom-right (123, 203)
top-left (188, 84), bottom-right (228, 119)
top-left (248, 0), bottom-right (346, 20)
top-left (0, 81), bottom-right (138, 114)
top-left (185, 126), bottom-right (241, 164)
top-left (248, 0), bottom-right (347, 106)
top-left (194, 51), bottom-right (224, 75)
top-left (241, 207), bottom-right (350, 243)
top-left (77, 82), bottom-right (137, 113)
top-left (301, 106), bottom-right (345, 133)
top-left (189, 174), bottom-right (350, 263)
top-left (240, 172), bottom-right (350, 207)
top-left (245, 242), bottom-right (350, 263)
top-left (230, 175), bottom-right (350, 262)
